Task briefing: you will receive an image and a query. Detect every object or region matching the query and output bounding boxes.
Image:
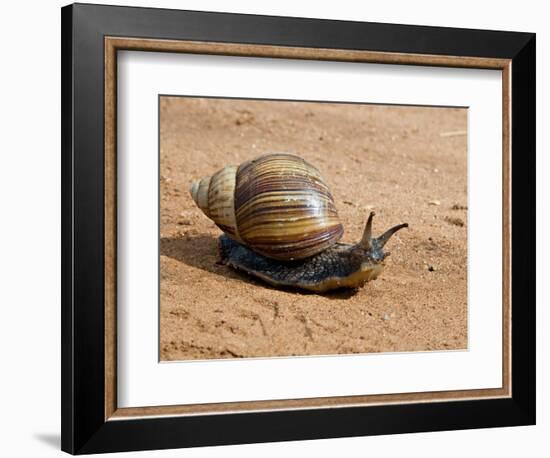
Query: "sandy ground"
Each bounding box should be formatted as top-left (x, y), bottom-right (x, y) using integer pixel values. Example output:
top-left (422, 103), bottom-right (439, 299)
top-left (159, 96), bottom-right (468, 361)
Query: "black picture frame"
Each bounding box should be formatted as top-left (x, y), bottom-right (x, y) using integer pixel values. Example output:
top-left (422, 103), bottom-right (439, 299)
top-left (61, 3), bottom-right (535, 454)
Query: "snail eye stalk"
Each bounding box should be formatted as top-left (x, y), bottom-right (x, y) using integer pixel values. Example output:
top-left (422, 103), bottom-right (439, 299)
top-left (375, 223), bottom-right (409, 248)
top-left (359, 211), bottom-right (376, 250)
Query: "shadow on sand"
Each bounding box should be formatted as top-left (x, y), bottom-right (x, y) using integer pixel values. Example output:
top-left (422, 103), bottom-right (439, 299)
top-left (160, 234), bottom-right (358, 300)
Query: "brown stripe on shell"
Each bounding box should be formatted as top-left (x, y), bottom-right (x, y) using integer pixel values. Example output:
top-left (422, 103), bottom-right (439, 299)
top-left (248, 224), bottom-right (344, 261)
top-left (206, 165), bottom-right (241, 241)
top-left (216, 223), bottom-right (237, 237)
top-left (190, 165), bottom-right (243, 242)
top-left (234, 153), bottom-right (343, 260)
top-left (189, 176), bottom-right (211, 216)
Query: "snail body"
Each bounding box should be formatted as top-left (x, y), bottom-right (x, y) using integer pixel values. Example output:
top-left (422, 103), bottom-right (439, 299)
top-left (190, 153), bottom-right (407, 292)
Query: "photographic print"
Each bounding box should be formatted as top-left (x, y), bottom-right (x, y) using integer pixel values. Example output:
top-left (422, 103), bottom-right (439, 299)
top-left (159, 96), bottom-right (468, 361)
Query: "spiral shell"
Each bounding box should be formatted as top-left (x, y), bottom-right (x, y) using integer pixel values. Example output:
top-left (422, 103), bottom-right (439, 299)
top-left (190, 153), bottom-right (344, 261)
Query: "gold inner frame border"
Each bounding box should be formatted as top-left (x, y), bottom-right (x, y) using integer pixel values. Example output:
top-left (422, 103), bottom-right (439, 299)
top-left (104, 36), bottom-right (512, 421)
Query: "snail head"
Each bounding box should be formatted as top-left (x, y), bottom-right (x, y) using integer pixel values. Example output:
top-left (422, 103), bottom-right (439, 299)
top-left (355, 212), bottom-right (408, 263)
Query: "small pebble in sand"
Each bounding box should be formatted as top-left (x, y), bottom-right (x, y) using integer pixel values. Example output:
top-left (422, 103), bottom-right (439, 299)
top-left (444, 216), bottom-right (465, 227)
top-left (451, 203), bottom-right (468, 210)
top-left (428, 265), bottom-right (436, 272)
top-left (383, 313), bottom-right (390, 321)
top-left (428, 200), bottom-right (441, 206)
top-left (440, 130), bottom-right (467, 138)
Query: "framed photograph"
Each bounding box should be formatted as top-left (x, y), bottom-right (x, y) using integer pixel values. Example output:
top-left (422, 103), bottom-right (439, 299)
top-left (61, 3), bottom-right (536, 454)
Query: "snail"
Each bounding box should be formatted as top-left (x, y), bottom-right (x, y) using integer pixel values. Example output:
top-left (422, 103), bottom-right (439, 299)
top-left (190, 153), bottom-right (408, 293)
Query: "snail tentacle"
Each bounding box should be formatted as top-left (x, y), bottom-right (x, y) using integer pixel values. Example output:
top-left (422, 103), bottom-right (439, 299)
top-left (375, 223), bottom-right (409, 248)
top-left (359, 211), bottom-right (376, 250)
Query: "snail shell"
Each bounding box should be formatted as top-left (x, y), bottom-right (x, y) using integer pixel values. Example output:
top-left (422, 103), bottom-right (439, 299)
top-left (190, 153), bottom-right (344, 261)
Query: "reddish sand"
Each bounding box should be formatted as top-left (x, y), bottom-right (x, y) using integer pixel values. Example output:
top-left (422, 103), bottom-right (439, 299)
top-left (159, 96), bottom-right (467, 361)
